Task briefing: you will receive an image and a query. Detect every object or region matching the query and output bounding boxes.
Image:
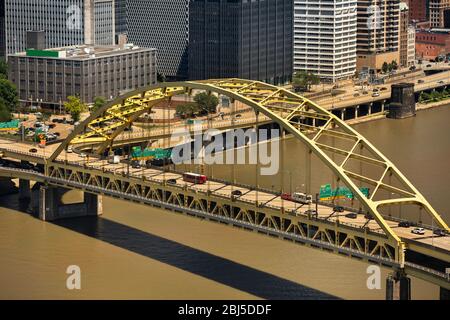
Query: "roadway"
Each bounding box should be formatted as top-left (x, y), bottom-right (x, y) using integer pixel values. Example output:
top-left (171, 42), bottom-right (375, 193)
top-left (1, 138), bottom-right (448, 257)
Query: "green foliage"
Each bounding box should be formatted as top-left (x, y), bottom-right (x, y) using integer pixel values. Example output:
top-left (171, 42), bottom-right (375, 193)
top-left (157, 73), bottom-right (166, 83)
top-left (292, 71), bottom-right (320, 92)
top-left (0, 59), bottom-right (8, 79)
top-left (193, 92), bottom-right (219, 114)
top-left (381, 61), bottom-right (398, 73)
top-left (91, 96), bottom-right (106, 113)
top-left (419, 89), bottom-right (450, 104)
top-left (0, 100), bottom-right (11, 122)
top-left (0, 78), bottom-right (18, 111)
top-left (64, 96), bottom-right (87, 122)
top-left (175, 102), bottom-right (198, 119)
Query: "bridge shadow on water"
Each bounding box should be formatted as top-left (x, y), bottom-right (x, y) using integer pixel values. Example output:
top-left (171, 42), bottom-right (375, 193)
top-left (0, 192), bottom-right (338, 299)
top-left (53, 216), bottom-right (339, 300)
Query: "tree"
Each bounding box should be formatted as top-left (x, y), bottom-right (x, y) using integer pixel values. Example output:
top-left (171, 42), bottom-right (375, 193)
top-left (157, 73), bottom-right (166, 83)
top-left (391, 60), bottom-right (398, 70)
top-left (193, 92), bottom-right (219, 114)
top-left (0, 78), bottom-right (18, 112)
top-left (381, 62), bottom-right (389, 74)
top-left (175, 102), bottom-right (198, 119)
top-left (419, 92), bottom-right (430, 103)
top-left (0, 59), bottom-right (8, 79)
top-left (64, 96), bottom-right (87, 122)
top-left (0, 100), bottom-right (11, 122)
top-left (91, 96), bottom-right (106, 114)
top-left (292, 71), bottom-right (320, 92)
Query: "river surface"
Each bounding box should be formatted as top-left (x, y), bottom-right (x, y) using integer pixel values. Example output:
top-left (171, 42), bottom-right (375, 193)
top-left (0, 106), bottom-right (449, 299)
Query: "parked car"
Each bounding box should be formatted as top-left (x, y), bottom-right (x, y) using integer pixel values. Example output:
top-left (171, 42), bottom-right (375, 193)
top-left (411, 227), bottom-right (425, 235)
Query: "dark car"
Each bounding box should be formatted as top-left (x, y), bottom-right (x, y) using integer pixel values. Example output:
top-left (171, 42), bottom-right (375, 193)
top-left (345, 213), bottom-right (357, 219)
top-left (167, 179), bottom-right (177, 185)
top-left (131, 160), bottom-right (141, 169)
top-left (418, 79), bottom-right (425, 84)
top-left (231, 190), bottom-right (243, 196)
top-left (398, 221), bottom-right (411, 228)
top-left (433, 229), bottom-right (446, 237)
top-left (48, 123), bottom-right (56, 129)
top-left (29, 148), bottom-right (38, 153)
top-left (333, 205), bottom-right (345, 213)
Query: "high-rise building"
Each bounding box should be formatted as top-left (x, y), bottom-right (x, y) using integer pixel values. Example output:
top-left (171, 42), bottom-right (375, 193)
top-left (430, 0), bottom-right (450, 27)
top-left (399, 2), bottom-right (410, 67)
top-left (408, 0), bottom-right (429, 22)
top-left (356, 0), bottom-right (401, 71)
top-left (115, 0), bottom-right (127, 36)
top-left (294, 0), bottom-right (357, 82)
top-left (3, 0), bottom-right (115, 59)
top-left (407, 26), bottom-right (416, 65)
top-left (0, 0), bottom-right (5, 59)
top-left (127, 0), bottom-right (189, 80)
top-left (189, 0), bottom-right (293, 85)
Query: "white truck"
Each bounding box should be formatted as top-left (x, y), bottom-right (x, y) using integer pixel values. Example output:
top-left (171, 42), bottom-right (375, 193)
top-left (107, 155), bottom-right (120, 164)
top-left (291, 192), bottom-right (313, 204)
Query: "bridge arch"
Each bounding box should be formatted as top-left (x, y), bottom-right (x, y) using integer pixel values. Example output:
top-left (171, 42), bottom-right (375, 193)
top-left (49, 79), bottom-right (449, 264)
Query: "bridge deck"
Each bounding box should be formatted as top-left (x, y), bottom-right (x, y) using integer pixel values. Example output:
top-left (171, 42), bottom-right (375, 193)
top-left (1, 138), bottom-right (449, 258)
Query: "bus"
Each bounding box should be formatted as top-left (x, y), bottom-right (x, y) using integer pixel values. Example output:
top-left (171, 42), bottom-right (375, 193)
top-left (182, 172), bottom-right (207, 184)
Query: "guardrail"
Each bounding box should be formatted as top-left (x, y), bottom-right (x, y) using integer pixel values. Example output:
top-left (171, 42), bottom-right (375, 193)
top-left (0, 165), bottom-right (448, 283)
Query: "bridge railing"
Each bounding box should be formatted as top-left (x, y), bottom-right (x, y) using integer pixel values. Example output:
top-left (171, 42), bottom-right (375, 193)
top-left (0, 165), bottom-right (449, 283)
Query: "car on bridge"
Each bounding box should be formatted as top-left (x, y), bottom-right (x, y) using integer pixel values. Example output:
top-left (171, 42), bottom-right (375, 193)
top-left (398, 221), bottom-right (412, 228)
top-left (412, 227), bottom-right (425, 235)
top-left (333, 205), bottom-right (345, 213)
top-left (433, 229), bottom-right (447, 237)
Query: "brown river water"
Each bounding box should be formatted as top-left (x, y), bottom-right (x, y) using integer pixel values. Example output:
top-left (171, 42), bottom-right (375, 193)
top-left (0, 106), bottom-right (449, 299)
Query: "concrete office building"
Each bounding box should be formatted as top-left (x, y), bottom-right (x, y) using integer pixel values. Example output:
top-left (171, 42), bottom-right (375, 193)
top-left (356, 0), bottom-right (401, 71)
top-left (8, 44), bottom-right (157, 108)
top-left (430, 0), bottom-right (450, 27)
top-left (189, 0), bottom-right (293, 85)
top-left (3, 0), bottom-right (115, 59)
top-left (407, 26), bottom-right (416, 65)
top-left (0, 0), bottom-right (5, 59)
top-left (399, 2), bottom-right (410, 67)
top-left (294, 0), bottom-right (357, 82)
top-left (127, 0), bottom-right (189, 80)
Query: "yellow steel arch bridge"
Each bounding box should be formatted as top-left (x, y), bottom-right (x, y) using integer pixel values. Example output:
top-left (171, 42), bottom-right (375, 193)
top-left (0, 79), bottom-right (449, 291)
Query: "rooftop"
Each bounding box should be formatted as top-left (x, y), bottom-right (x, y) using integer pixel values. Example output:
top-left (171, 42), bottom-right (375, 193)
top-left (10, 44), bottom-right (156, 60)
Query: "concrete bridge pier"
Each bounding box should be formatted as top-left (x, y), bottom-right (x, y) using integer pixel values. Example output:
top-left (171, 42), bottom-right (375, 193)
top-left (386, 269), bottom-right (411, 300)
top-left (38, 186), bottom-right (103, 221)
top-left (18, 179), bottom-right (31, 200)
top-left (440, 287), bottom-right (450, 300)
